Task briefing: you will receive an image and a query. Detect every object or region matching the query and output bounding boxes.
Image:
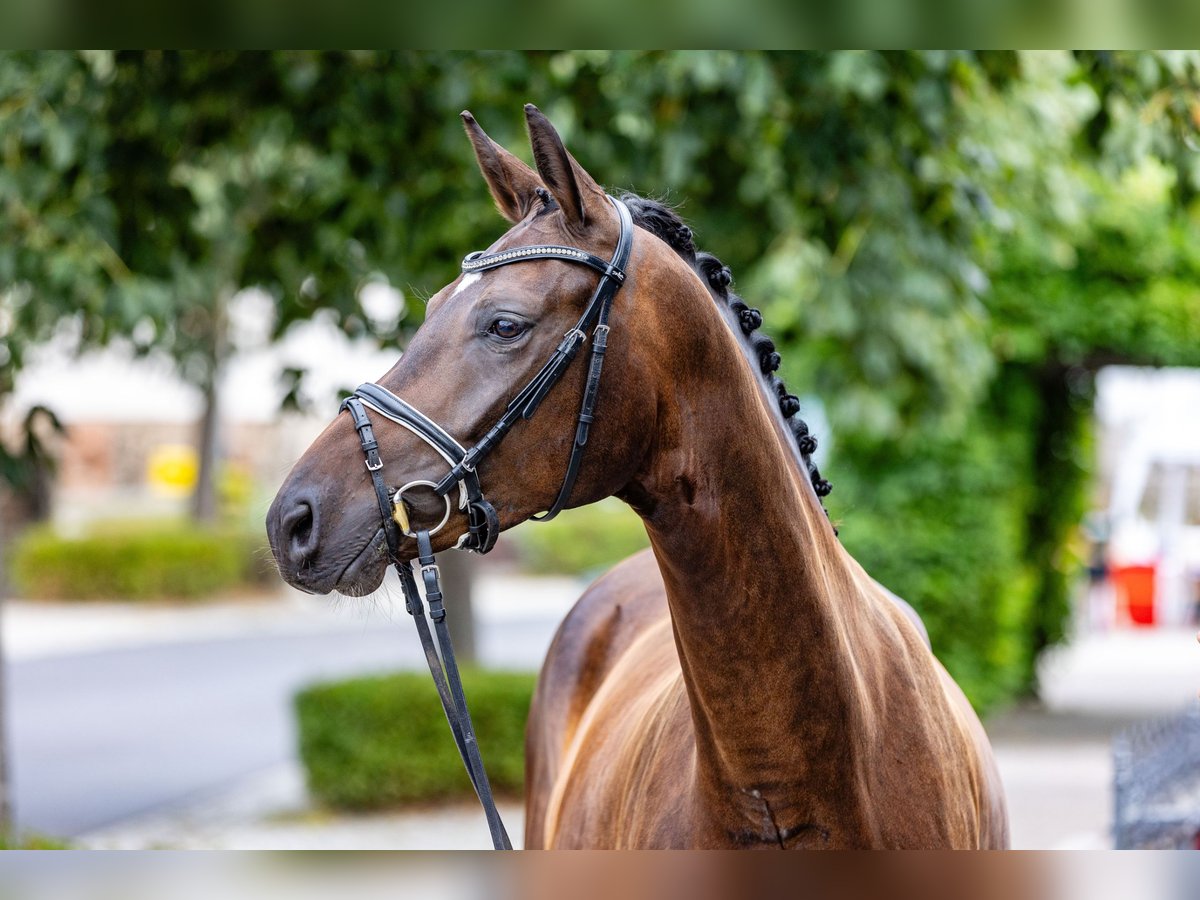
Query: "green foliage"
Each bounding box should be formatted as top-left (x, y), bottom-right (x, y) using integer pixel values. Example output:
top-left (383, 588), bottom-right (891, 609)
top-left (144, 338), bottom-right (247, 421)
top-left (832, 370), bottom-right (1040, 712)
top-left (6, 52), bottom-right (1197, 414)
top-left (514, 51), bottom-right (1012, 438)
top-left (512, 498), bottom-right (649, 577)
top-left (988, 162), bottom-right (1200, 370)
top-left (0, 52), bottom-right (131, 393)
top-left (295, 670), bottom-right (534, 810)
top-left (832, 367), bottom-right (1097, 708)
top-left (5, 51), bottom-right (1198, 402)
top-left (0, 832), bottom-right (69, 849)
top-left (0, 51), bottom-right (1086, 422)
top-left (9, 521), bottom-right (271, 601)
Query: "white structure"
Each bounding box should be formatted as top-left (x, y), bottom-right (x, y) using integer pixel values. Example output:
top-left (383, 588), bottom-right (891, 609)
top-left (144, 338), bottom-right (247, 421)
top-left (1099, 366), bottom-right (1200, 626)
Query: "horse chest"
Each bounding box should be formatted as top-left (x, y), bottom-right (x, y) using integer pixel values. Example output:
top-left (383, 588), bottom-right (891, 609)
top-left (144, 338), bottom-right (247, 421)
top-left (541, 624), bottom-right (703, 848)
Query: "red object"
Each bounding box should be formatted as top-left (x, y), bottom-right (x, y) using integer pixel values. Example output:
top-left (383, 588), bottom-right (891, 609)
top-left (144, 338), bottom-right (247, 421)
top-left (1112, 565), bottom-right (1156, 626)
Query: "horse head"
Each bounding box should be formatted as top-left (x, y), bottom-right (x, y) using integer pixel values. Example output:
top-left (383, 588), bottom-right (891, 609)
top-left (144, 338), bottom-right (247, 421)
top-left (267, 105), bottom-right (676, 595)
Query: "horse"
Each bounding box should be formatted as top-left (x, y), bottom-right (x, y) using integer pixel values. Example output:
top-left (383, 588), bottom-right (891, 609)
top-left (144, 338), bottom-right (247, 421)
top-left (266, 104), bottom-right (1009, 849)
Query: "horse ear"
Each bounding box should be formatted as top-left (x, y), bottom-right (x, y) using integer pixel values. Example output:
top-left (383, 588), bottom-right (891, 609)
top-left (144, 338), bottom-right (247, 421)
top-left (461, 110), bottom-right (543, 224)
top-left (524, 104), bottom-right (607, 231)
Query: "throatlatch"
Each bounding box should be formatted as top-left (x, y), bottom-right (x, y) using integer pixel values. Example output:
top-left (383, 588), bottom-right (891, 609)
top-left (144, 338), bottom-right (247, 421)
top-left (339, 196), bottom-right (634, 849)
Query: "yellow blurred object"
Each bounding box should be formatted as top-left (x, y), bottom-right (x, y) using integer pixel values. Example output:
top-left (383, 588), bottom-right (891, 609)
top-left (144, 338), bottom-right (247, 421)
top-left (392, 498), bottom-right (410, 534)
top-left (146, 444), bottom-right (199, 496)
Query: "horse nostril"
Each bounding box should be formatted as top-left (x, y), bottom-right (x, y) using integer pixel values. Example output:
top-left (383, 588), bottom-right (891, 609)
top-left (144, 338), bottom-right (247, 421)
top-left (282, 498), bottom-right (319, 564)
top-left (292, 507), bottom-right (312, 546)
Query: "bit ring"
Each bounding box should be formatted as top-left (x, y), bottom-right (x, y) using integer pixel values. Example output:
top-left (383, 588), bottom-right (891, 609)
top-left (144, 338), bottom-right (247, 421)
top-left (392, 480), bottom-right (452, 537)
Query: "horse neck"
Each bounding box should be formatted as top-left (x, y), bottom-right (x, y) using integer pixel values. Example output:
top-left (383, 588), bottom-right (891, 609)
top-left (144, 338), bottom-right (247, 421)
top-left (621, 270), bottom-right (877, 830)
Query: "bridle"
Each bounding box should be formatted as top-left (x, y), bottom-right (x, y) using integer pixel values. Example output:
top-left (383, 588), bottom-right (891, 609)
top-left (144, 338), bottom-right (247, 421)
top-left (338, 195), bottom-right (634, 849)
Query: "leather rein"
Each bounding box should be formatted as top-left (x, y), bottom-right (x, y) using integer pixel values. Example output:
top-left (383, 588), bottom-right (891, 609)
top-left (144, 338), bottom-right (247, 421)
top-left (339, 196), bottom-right (634, 849)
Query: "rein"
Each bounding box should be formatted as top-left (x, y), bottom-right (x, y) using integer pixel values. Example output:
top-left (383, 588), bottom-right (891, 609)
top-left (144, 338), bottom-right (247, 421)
top-left (339, 196), bottom-right (634, 849)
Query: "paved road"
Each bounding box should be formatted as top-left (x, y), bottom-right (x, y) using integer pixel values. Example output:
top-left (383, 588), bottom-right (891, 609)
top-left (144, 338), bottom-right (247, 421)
top-left (9, 615), bottom-right (560, 837)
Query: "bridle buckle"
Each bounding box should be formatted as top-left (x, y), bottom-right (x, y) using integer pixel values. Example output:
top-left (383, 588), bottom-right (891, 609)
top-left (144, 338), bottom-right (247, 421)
top-left (559, 327), bottom-right (586, 352)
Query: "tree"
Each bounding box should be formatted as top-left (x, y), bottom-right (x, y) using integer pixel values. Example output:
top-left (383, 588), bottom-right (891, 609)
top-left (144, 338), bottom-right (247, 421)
top-left (2, 52), bottom-right (515, 660)
top-left (0, 51), bottom-right (134, 839)
top-left (7, 51), bottom-right (478, 519)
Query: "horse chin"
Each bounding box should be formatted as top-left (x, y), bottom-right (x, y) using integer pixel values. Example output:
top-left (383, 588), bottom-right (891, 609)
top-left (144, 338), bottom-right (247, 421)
top-left (333, 527), bottom-right (390, 597)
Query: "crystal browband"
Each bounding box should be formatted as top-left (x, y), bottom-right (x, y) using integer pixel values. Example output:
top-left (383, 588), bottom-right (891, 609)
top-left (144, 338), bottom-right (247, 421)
top-left (461, 244), bottom-right (623, 281)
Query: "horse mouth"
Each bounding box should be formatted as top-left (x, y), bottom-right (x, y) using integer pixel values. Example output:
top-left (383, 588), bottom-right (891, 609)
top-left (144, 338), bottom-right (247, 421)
top-left (335, 527), bottom-right (390, 597)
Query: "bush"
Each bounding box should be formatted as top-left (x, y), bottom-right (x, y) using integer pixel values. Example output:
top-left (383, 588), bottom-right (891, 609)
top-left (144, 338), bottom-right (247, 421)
top-left (0, 832), bottom-right (69, 849)
top-left (830, 370), bottom-right (1049, 715)
top-left (512, 497), bottom-right (648, 577)
top-left (10, 521), bottom-right (272, 601)
top-left (295, 670), bottom-right (535, 810)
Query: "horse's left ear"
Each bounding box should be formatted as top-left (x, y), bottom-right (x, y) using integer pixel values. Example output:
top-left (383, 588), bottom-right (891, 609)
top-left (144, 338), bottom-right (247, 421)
top-left (462, 110), bottom-right (544, 224)
top-left (524, 104), bottom-right (609, 231)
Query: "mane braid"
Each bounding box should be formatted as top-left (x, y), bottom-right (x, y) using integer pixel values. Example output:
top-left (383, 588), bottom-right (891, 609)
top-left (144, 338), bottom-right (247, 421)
top-left (619, 193), bottom-right (834, 511)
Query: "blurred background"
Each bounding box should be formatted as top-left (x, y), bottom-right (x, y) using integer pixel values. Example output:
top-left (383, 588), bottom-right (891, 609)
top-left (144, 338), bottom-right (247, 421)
top-left (0, 50), bottom-right (1198, 850)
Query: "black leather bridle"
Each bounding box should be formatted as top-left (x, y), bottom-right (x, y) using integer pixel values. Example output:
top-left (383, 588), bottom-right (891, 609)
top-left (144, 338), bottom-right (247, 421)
top-left (338, 195), bottom-right (634, 849)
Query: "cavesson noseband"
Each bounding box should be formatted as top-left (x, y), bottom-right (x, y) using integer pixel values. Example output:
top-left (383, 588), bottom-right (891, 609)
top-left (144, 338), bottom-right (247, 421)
top-left (338, 195), bottom-right (634, 849)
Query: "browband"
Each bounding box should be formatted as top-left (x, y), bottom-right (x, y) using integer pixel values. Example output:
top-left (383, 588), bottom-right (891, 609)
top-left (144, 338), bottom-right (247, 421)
top-left (462, 244), bottom-right (625, 282)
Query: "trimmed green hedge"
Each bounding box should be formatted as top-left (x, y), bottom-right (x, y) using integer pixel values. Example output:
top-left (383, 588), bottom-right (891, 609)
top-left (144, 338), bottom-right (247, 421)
top-left (10, 522), bottom-right (273, 601)
top-left (295, 670), bottom-right (535, 810)
top-left (0, 833), bottom-right (69, 849)
top-left (512, 497), bottom-right (649, 577)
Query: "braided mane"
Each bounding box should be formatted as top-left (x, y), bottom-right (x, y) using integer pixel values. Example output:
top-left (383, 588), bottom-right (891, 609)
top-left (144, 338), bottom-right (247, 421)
top-left (619, 194), bottom-right (832, 506)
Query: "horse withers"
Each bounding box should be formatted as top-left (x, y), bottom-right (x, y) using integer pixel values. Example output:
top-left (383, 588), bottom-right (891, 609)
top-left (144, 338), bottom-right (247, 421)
top-left (266, 105), bottom-right (1009, 849)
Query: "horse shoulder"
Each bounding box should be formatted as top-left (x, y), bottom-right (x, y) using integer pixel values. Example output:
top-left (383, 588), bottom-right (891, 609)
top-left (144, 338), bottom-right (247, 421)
top-left (850, 572), bottom-right (1009, 848)
top-left (524, 548), bottom-right (671, 847)
top-left (932, 659), bottom-right (1011, 848)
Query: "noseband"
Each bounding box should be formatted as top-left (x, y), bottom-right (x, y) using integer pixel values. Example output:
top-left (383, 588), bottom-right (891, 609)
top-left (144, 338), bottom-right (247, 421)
top-left (337, 196), bottom-right (634, 849)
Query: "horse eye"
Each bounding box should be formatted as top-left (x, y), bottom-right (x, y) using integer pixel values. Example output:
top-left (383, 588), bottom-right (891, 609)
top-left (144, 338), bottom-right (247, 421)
top-left (487, 318), bottom-right (526, 340)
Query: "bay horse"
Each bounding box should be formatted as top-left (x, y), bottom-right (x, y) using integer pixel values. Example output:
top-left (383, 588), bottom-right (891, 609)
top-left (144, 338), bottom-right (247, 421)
top-left (267, 105), bottom-right (1008, 849)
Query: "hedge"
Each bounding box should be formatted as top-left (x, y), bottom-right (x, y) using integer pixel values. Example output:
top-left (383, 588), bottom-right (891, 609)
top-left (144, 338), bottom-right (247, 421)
top-left (10, 522), bottom-right (274, 601)
top-left (295, 670), bottom-right (536, 810)
top-left (830, 367), bottom-right (1059, 715)
top-left (0, 833), bottom-right (69, 849)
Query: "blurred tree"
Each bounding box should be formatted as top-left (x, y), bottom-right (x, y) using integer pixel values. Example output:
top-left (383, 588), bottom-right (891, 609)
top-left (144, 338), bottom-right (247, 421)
top-left (97, 51), bottom-right (393, 520)
top-left (0, 52), bottom-right (120, 838)
top-left (0, 51), bottom-right (522, 661)
top-left (7, 51), bottom-right (474, 520)
top-left (827, 51), bottom-right (1200, 697)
